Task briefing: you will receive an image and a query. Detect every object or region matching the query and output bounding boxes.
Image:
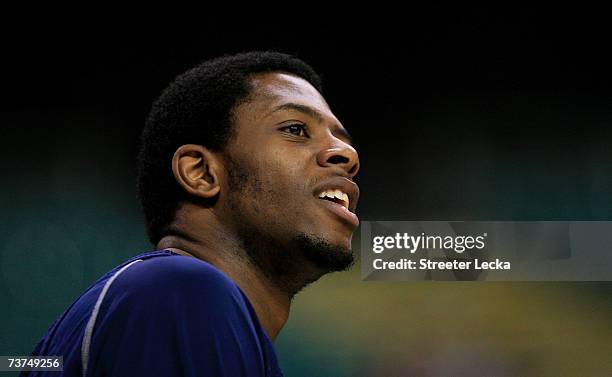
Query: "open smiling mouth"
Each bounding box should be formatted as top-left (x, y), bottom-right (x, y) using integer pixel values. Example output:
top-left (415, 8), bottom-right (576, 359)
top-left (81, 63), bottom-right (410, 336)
top-left (317, 189), bottom-right (350, 210)
top-left (312, 176), bottom-right (360, 229)
top-left (315, 189), bottom-right (359, 228)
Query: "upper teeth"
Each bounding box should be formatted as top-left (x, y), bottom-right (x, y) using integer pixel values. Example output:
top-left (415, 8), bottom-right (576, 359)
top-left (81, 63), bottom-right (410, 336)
top-left (318, 189), bottom-right (349, 209)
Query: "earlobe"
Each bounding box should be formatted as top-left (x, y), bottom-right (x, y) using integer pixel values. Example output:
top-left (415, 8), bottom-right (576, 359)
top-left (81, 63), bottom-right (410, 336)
top-left (172, 144), bottom-right (221, 199)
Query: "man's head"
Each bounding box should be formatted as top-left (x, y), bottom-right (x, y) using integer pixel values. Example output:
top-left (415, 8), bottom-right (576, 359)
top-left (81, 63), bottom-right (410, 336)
top-left (137, 52), bottom-right (360, 290)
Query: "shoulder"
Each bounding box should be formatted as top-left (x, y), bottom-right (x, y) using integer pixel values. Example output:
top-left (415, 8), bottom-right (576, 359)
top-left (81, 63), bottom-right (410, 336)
top-left (106, 254), bottom-right (246, 311)
top-left (85, 254), bottom-right (273, 376)
top-left (115, 254), bottom-right (238, 290)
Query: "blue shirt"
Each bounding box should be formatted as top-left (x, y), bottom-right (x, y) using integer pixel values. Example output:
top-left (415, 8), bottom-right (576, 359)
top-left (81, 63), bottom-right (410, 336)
top-left (24, 250), bottom-right (284, 377)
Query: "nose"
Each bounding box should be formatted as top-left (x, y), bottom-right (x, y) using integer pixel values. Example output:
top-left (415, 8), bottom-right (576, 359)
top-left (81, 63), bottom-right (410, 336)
top-left (316, 141), bottom-right (360, 178)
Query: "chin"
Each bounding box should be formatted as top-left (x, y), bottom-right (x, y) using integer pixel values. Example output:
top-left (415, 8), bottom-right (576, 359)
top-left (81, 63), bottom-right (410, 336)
top-left (292, 233), bottom-right (355, 273)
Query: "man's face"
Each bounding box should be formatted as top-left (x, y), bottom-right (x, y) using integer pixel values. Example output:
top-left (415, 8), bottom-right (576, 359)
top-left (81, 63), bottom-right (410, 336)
top-left (219, 72), bottom-right (360, 276)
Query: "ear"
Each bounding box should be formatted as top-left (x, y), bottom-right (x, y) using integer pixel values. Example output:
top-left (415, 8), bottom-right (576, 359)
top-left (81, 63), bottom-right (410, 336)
top-left (172, 144), bottom-right (221, 199)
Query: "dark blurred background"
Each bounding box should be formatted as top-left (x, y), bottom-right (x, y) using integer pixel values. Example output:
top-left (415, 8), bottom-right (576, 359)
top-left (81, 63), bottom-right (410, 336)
top-left (1, 7), bottom-right (611, 376)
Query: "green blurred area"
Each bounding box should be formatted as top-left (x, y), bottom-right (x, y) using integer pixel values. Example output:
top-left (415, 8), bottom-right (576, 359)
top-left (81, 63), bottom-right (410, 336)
top-left (278, 267), bottom-right (612, 376)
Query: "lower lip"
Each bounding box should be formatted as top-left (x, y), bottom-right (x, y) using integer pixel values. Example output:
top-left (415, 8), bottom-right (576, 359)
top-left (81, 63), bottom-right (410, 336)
top-left (317, 199), bottom-right (360, 229)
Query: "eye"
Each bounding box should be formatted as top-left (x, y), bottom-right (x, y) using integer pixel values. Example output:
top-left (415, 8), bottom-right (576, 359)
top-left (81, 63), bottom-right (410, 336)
top-left (281, 123), bottom-right (309, 137)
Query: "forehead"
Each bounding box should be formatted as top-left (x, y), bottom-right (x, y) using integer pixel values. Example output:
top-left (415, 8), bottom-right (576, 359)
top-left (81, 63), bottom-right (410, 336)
top-left (239, 72), bottom-right (337, 124)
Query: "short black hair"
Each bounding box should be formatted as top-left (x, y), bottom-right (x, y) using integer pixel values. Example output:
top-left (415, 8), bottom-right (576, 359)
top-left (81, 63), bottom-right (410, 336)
top-left (137, 51), bottom-right (323, 245)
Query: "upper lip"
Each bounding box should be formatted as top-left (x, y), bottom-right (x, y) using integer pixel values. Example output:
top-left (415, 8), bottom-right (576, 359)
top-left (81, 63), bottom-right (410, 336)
top-left (312, 177), bottom-right (360, 213)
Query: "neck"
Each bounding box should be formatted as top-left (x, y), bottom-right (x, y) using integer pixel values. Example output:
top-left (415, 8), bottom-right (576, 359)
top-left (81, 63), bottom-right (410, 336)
top-left (156, 204), bottom-right (293, 341)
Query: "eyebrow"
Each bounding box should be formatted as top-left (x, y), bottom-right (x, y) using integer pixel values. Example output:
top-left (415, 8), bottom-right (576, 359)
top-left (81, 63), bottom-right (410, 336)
top-left (269, 102), bottom-right (354, 144)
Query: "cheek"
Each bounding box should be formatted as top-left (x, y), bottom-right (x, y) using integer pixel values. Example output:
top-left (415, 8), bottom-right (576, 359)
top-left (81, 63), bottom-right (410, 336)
top-left (247, 152), bottom-right (313, 220)
top-left (256, 169), bottom-right (305, 214)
